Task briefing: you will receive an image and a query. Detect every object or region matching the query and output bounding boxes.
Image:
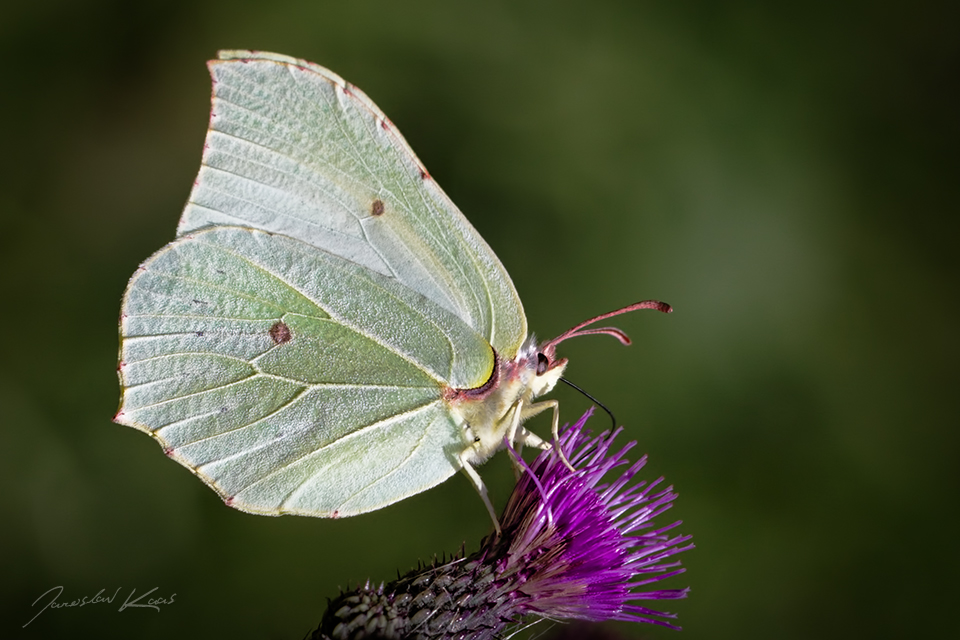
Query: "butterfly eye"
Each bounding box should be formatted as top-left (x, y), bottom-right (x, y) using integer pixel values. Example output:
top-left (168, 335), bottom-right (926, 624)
top-left (537, 353), bottom-right (549, 375)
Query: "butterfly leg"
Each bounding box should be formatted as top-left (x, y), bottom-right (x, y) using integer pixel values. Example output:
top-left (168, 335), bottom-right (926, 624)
top-left (513, 399), bottom-right (551, 448)
top-left (517, 400), bottom-right (576, 472)
top-left (458, 454), bottom-right (501, 536)
top-left (504, 400), bottom-right (529, 480)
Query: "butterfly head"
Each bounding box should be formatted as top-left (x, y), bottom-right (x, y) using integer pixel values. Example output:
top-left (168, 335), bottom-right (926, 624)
top-left (525, 340), bottom-right (567, 399)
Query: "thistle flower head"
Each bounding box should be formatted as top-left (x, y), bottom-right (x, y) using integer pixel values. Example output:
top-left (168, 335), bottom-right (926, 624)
top-left (490, 407), bottom-right (693, 627)
top-left (314, 410), bottom-right (692, 639)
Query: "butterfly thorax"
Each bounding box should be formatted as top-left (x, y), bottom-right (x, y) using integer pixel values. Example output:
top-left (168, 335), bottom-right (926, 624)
top-left (446, 336), bottom-right (567, 466)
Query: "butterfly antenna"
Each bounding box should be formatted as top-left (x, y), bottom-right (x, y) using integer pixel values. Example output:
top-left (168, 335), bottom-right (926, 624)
top-left (541, 300), bottom-right (672, 354)
top-left (559, 377), bottom-right (617, 429)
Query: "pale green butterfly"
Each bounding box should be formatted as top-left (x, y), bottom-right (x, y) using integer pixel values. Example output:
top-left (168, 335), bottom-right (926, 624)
top-left (115, 50), bottom-right (671, 531)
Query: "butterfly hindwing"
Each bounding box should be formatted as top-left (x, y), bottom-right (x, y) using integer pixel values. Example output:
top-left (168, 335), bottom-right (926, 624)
top-left (117, 226), bottom-right (494, 515)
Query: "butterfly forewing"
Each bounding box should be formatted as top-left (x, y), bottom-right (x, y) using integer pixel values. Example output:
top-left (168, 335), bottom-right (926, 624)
top-left (178, 50), bottom-right (527, 357)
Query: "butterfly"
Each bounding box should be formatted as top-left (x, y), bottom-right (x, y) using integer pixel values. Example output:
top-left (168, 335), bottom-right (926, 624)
top-left (115, 50), bottom-right (671, 532)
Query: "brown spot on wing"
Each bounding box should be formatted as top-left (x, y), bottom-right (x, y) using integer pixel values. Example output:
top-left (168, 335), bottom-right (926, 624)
top-left (269, 321), bottom-right (292, 344)
top-left (371, 199), bottom-right (385, 216)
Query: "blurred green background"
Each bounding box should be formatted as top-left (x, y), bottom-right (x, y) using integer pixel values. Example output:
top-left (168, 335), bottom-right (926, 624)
top-left (2, 1), bottom-right (957, 638)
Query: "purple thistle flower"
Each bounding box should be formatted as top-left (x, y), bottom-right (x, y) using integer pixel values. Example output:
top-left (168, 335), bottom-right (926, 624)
top-left (312, 409), bottom-right (692, 639)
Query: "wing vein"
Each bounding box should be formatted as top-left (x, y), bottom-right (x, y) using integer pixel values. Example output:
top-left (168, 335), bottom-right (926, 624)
top-left (195, 235), bottom-right (459, 383)
top-left (223, 400), bottom-right (442, 496)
